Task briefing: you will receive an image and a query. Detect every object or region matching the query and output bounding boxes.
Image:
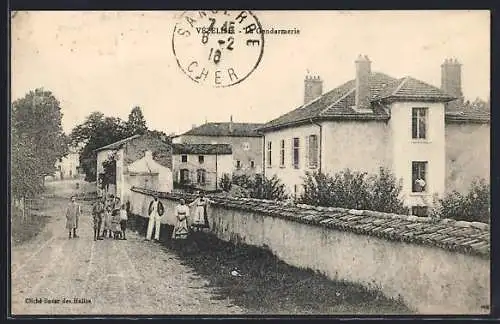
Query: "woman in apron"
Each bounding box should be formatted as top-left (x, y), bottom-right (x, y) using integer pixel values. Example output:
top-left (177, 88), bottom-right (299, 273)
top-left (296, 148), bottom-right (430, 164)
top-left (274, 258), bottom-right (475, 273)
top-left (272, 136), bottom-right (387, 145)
top-left (188, 191), bottom-right (213, 232)
top-left (172, 199), bottom-right (190, 240)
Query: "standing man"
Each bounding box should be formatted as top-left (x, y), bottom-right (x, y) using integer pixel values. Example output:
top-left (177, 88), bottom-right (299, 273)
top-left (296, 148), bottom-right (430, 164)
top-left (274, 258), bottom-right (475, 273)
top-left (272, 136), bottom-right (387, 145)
top-left (146, 194), bottom-right (164, 242)
top-left (91, 198), bottom-right (105, 240)
top-left (66, 195), bottom-right (81, 239)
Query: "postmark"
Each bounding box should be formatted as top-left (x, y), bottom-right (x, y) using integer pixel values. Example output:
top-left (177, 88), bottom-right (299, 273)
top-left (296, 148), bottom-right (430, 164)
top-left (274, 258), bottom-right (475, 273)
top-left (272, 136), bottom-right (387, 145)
top-left (172, 11), bottom-right (265, 88)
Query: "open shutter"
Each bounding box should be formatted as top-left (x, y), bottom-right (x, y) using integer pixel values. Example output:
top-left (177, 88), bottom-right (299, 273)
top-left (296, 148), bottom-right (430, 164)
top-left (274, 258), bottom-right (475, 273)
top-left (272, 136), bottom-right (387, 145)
top-left (304, 136), bottom-right (309, 169)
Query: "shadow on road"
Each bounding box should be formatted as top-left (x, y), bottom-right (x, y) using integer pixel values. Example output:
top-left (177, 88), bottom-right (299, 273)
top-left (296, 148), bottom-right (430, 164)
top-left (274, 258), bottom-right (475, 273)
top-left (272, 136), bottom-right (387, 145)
top-left (130, 215), bottom-right (413, 315)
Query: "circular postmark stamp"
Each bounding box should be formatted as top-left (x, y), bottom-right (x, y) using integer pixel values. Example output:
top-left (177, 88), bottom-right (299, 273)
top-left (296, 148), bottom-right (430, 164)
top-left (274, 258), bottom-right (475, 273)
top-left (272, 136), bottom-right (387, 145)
top-left (172, 11), bottom-right (265, 88)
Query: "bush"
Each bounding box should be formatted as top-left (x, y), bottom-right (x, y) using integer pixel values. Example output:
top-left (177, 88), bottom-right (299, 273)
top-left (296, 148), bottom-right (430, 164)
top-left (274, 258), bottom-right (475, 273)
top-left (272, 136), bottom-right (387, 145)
top-left (219, 173), bottom-right (232, 192)
top-left (299, 167), bottom-right (408, 214)
top-left (231, 174), bottom-right (288, 201)
top-left (232, 174), bottom-right (253, 189)
top-left (249, 174), bottom-right (288, 201)
top-left (434, 178), bottom-right (490, 223)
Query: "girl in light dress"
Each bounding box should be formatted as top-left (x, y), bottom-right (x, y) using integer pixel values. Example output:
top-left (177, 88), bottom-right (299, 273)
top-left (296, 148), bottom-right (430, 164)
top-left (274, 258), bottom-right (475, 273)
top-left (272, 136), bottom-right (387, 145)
top-left (188, 191), bottom-right (213, 232)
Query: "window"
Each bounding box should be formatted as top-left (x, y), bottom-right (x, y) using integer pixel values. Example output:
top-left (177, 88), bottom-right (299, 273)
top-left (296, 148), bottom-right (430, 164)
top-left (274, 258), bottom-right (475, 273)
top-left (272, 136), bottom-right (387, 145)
top-left (242, 142), bottom-right (250, 151)
top-left (181, 155), bottom-right (188, 163)
top-left (198, 155), bottom-right (204, 164)
top-left (267, 141), bottom-right (272, 167)
top-left (180, 169), bottom-right (190, 184)
top-left (412, 206), bottom-right (429, 217)
top-left (292, 138), bottom-right (300, 168)
top-left (308, 135), bottom-right (318, 168)
top-left (250, 160), bottom-right (255, 168)
top-left (236, 160), bottom-right (241, 169)
top-left (412, 161), bottom-right (428, 192)
top-left (412, 107), bottom-right (428, 139)
top-left (197, 169), bottom-right (206, 184)
top-left (279, 139), bottom-right (285, 167)
top-left (59, 158), bottom-right (63, 163)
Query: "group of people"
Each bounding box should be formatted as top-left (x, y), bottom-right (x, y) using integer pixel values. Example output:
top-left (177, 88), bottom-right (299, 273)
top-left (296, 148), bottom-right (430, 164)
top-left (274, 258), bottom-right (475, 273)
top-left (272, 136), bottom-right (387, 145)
top-left (146, 191), bottom-right (214, 242)
top-left (91, 195), bottom-right (129, 241)
top-left (65, 190), bottom-right (214, 242)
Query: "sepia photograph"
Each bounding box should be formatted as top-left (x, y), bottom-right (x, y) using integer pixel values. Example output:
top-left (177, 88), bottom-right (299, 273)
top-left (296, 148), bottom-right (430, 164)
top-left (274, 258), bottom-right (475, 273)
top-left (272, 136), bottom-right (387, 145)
top-left (9, 10), bottom-right (490, 316)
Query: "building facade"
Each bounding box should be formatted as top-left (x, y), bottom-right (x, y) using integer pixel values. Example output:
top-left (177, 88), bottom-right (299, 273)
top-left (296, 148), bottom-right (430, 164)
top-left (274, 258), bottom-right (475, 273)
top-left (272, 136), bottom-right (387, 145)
top-left (172, 119), bottom-right (263, 176)
top-left (95, 133), bottom-right (173, 200)
top-left (172, 143), bottom-right (233, 192)
top-left (52, 147), bottom-right (82, 180)
top-left (258, 55), bottom-right (490, 214)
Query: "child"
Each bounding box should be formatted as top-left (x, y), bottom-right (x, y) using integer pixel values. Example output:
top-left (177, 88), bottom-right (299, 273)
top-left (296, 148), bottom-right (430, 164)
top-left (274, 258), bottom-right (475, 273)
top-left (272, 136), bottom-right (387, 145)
top-left (102, 205), bottom-right (112, 239)
top-left (111, 207), bottom-right (122, 239)
top-left (119, 204), bottom-right (128, 240)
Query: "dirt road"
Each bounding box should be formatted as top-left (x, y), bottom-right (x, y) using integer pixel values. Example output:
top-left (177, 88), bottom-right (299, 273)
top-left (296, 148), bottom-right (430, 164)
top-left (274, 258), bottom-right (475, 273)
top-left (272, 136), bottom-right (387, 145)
top-left (11, 193), bottom-right (246, 315)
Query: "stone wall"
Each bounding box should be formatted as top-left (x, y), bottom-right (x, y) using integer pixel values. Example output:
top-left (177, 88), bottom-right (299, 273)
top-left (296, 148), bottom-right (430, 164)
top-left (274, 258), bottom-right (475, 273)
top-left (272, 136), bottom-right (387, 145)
top-left (128, 187), bottom-right (490, 315)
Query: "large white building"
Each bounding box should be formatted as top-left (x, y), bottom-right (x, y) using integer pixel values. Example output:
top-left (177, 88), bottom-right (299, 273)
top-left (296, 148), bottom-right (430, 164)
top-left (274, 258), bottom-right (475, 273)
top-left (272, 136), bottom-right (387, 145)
top-left (257, 56), bottom-right (490, 215)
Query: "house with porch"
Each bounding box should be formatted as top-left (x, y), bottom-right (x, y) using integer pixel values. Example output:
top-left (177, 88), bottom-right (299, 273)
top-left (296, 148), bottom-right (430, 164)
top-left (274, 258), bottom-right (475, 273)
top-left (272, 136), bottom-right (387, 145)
top-left (257, 55), bottom-right (490, 215)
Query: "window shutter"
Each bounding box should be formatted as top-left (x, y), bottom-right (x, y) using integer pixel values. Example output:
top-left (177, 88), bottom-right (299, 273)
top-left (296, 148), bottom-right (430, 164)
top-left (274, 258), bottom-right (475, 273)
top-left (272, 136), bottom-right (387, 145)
top-left (304, 136), bottom-right (309, 168)
top-left (291, 138), bottom-right (295, 167)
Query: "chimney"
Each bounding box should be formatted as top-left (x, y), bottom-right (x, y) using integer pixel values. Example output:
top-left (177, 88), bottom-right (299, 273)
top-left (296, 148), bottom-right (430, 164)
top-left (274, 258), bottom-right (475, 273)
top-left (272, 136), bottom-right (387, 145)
top-left (229, 115), bottom-right (233, 133)
top-left (441, 57), bottom-right (464, 111)
top-left (191, 124), bottom-right (197, 129)
top-left (304, 75), bottom-right (323, 104)
top-left (355, 54), bottom-right (372, 111)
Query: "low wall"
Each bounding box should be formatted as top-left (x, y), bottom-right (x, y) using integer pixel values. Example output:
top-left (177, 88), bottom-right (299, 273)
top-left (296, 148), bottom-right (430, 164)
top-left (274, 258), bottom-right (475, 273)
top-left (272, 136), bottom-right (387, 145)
top-left (128, 187), bottom-right (490, 315)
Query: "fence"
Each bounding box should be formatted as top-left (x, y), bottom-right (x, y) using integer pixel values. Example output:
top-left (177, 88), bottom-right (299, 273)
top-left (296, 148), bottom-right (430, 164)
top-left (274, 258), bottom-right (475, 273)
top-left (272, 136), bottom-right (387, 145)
top-left (12, 197), bottom-right (48, 223)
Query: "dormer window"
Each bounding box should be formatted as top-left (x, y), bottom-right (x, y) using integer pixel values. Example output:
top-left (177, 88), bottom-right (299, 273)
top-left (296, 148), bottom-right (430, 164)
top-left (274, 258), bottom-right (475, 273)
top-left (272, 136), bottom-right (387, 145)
top-left (412, 107), bottom-right (428, 139)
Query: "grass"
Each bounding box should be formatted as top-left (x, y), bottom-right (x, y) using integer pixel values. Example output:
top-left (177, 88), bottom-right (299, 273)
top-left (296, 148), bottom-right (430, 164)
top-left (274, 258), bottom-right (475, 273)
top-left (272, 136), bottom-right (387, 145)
top-left (131, 216), bottom-right (413, 315)
top-left (11, 208), bottom-right (51, 246)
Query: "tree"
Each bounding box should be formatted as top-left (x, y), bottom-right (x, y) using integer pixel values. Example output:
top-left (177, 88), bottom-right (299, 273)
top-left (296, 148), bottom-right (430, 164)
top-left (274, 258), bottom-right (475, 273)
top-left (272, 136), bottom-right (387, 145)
top-left (11, 129), bottom-right (44, 199)
top-left (125, 106), bottom-right (147, 136)
top-left (70, 112), bottom-right (129, 182)
top-left (11, 88), bottom-right (69, 179)
top-left (98, 155), bottom-right (117, 192)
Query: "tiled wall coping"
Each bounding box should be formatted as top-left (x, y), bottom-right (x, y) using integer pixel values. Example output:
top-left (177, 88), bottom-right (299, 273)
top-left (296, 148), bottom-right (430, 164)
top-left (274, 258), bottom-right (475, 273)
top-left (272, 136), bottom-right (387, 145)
top-left (131, 187), bottom-right (490, 259)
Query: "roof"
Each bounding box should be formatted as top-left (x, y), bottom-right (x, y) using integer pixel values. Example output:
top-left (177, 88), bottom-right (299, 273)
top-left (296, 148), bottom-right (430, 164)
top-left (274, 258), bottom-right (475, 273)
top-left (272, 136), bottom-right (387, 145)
top-left (445, 101), bottom-right (490, 123)
top-left (258, 72), bottom-right (456, 132)
top-left (172, 143), bottom-right (232, 155)
top-left (95, 134), bottom-right (142, 152)
top-left (177, 122), bottom-right (264, 137)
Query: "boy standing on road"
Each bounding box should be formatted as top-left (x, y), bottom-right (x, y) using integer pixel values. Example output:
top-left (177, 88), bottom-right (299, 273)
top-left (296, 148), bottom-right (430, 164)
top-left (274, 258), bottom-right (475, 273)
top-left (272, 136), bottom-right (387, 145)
top-left (92, 199), bottom-right (105, 240)
top-left (119, 204), bottom-right (128, 240)
top-left (66, 195), bottom-right (81, 239)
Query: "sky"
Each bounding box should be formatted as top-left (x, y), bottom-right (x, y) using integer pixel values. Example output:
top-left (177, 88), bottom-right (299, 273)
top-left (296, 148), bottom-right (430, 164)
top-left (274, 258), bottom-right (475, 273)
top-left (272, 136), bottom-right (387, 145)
top-left (11, 10), bottom-right (490, 135)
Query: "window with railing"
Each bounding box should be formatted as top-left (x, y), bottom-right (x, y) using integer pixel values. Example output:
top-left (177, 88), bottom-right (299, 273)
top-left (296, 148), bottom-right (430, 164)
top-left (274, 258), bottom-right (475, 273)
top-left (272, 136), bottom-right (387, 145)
top-left (412, 161), bottom-right (427, 193)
